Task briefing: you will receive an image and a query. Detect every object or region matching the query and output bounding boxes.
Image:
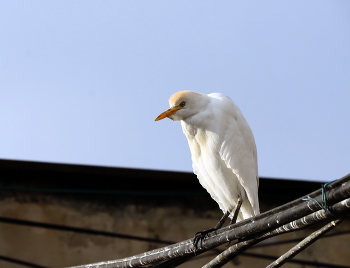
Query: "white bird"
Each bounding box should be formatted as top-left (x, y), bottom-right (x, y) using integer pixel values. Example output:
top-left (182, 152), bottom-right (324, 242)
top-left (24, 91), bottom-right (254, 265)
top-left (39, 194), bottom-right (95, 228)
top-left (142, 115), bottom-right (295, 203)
top-left (155, 90), bottom-right (259, 228)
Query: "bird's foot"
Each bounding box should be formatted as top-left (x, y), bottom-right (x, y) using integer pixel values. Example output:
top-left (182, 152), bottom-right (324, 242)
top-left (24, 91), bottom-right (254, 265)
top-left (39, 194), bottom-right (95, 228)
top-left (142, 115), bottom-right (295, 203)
top-left (193, 210), bottom-right (230, 252)
top-left (193, 227), bottom-right (219, 251)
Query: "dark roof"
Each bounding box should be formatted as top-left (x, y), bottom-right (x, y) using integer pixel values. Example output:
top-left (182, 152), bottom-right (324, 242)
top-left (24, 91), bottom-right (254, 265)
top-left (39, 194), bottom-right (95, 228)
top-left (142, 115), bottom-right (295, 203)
top-left (0, 158), bottom-right (323, 201)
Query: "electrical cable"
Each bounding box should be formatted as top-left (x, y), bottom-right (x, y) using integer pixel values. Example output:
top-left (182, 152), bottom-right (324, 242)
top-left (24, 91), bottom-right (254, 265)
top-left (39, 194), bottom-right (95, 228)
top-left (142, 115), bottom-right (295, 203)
top-left (0, 254), bottom-right (49, 268)
top-left (1, 216), bottom-right (349, 268)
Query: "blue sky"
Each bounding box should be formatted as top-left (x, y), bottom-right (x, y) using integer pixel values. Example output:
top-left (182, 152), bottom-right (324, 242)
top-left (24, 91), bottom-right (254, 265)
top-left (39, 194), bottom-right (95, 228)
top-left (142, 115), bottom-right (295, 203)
top-left (1, 1), bottom-right (349, 181)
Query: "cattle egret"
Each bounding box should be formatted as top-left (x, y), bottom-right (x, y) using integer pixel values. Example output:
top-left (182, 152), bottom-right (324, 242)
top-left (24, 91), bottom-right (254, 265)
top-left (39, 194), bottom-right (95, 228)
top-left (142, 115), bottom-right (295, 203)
top-left (155, 91), bottom-right (259, 241)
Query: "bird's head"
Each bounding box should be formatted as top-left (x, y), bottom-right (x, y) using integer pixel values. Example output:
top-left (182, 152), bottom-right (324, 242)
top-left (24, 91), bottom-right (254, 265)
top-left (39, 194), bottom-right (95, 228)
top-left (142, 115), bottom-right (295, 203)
top-left (155, 90), bottom-right (209, 121)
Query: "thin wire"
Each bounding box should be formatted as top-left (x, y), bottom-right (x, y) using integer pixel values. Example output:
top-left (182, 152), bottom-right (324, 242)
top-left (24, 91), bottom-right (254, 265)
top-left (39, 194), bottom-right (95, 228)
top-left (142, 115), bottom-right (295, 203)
top-left (302, 179), bottom-right (338, 214)
top-left (0, 216), bottom-right (174, 245)
top-left (0, 254), bottom-right (49, 268)
top-left (322, 180), bottom-right (338, 214)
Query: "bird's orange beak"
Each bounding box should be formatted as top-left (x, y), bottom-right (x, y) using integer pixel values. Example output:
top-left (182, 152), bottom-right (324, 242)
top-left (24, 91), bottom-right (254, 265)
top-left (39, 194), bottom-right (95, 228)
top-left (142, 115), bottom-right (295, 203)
top-left (155, 106), bottom-right (182, 121)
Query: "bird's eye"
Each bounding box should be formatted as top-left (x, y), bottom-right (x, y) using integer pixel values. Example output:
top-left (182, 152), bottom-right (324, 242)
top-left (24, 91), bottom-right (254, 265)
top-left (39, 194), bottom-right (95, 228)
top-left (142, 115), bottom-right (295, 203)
top-left (179, 101), bottom-right (186, 107)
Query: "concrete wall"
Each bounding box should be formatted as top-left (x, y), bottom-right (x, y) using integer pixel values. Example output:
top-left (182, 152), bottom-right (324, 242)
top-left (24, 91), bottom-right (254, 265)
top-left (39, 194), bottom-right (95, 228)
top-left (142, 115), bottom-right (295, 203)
top-left (0, 160), bottom-right (349, 268)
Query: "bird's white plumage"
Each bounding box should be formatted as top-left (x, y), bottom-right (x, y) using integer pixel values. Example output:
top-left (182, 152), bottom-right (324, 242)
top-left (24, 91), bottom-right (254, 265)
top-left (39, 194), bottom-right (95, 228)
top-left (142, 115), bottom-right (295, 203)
top-left (156, 90), bottom-right (259, 222)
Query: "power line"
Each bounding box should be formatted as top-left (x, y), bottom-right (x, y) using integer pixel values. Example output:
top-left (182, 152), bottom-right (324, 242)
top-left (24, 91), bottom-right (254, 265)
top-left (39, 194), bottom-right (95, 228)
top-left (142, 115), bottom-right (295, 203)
top-left (1, 215), bottom-right (349, 268)
top-left (253, 229), bottom-right (350, 248)
top-left (67, 175), bottom-right (350, 268)
top-left (242, 252), bottom-right (350, 268)
top-left (0, 216), bottom-right (173, 245)
top-left (2, 173), bottom-right (350, 268)
top-left (0, 255), bottom-right (49, 268)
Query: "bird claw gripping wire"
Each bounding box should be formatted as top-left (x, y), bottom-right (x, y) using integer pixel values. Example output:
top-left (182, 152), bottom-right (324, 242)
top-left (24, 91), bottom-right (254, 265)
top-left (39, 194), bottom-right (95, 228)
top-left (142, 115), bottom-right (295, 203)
top-left (302, 180), bottom-right (337, 215)
top-left (193, 228), bottom-right (217, 252)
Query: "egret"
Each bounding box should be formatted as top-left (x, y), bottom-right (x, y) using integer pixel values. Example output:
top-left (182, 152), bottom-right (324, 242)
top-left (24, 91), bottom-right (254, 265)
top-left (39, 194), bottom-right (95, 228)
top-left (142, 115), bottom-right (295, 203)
top-left (155, 90), bottom-right (259, 245)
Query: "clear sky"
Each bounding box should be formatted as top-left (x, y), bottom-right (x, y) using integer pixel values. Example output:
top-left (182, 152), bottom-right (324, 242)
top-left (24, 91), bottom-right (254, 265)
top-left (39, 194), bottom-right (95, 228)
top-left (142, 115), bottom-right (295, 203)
top-left (1, 1), bottom-right (349, 182)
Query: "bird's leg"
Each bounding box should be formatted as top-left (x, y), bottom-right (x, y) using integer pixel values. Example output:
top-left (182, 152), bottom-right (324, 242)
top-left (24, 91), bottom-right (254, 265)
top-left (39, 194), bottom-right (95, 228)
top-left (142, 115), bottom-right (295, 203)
top-left (225, 196), bottom-right (243, 247)
top-left (193, 197), bottom-right (244, 250)
top-left (214, 210), bottom-right (231, 229)
top-left (229, 197), bottom-right (243, 225)
top-left (193, 211), bottom-right (230, 250)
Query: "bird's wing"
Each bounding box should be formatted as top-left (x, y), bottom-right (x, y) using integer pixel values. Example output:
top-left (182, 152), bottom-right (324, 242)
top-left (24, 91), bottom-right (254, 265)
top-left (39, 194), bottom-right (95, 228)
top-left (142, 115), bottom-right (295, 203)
top-left (192, 160), bottom-right (222, 210)
top-left (180, 120), bottom-right (225, 213)
top-left (209, 93), bottom-right (260, 216)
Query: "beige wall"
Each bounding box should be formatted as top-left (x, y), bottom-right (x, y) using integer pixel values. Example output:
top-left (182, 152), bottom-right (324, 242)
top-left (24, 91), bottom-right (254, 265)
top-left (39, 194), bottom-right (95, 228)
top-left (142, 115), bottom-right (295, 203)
top-left (0, 191), bottom-right (349, 268)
